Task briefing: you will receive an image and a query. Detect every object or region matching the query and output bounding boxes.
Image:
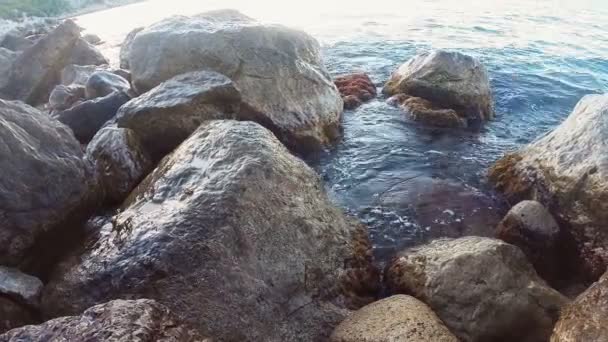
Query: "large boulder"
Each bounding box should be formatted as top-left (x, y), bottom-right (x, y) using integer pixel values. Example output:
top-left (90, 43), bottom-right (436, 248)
top-left (551, 272), bottom-right (608, 341)
top-left (0, 100), bottom-right (92, 267)
top-left (86, 127), bottom-right (153, 204)
top-left (85, 70), bottom-right (130, 99)
top-left (42, 120), bottom-right (379, 341)
top-left (489, 93), bottom-right (608, 280)
top-left (55, 91), bottom-right (132, 143)
top-left (128, 10), bottom-right (343, 152)
top-left (0, 299), bottom-right (208, 341)
top-left (0, 266), bottom-right (43, 308)
top-left (386, 237), bottom-right (568, 342)
top-left (0, 298), bottom-right (35, 334)
top-left (383, 50), bottom-right (494, 124)
top-left (115, 70), bottom-right (241, 159)
top-left (0, 20), bottom-right (82, 105)
top-left (119, 26), bottom-right (143, 70)
top-left (330, 295), bottom-right (458, 342)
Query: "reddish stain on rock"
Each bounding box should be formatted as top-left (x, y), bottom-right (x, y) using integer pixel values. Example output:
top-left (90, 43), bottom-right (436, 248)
top-left (334, 73), bottom-right (377, 110)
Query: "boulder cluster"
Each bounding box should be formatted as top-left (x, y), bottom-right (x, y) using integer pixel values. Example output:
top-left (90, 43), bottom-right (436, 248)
top-left (0, 8), bottom-right (607, 342)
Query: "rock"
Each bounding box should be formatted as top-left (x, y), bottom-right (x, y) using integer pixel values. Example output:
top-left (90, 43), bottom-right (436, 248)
top-left (386, 237), bottom-right (568, 342)
top-left (61, 64), bottom-right (107, 86)
top-left (55, 91), bottom-right (131, 143)
top-left (388, 94), bottom-right (467, 128)
top-left (334, 73), bottom-right (376, 110)
top-left (0, 299), bottom-right (208, 341)
top-left (383, 50), bottom-right (494, 124)
top-left (116, 70), bottom-right (241, 159)
top-left (0, 100), bottom-right (92, 267)
top-left (488, 94), bottom-right (608, 281)
top-left (497, 200), bottom-right (560, 282)
top-left (0, 34), bottom-right (34, 52)
top-left (0, 298), bottom-right (35, 334)
top-left (0, 48), bottom-right (17, 89)
top-left (128, 10), bottom-right (343, 152)
top-left (551, 272), bottom-right (608, 341)
top-left (68, 38), bottom-right (108, 66)
top-left (0, 20), bottom-right (81, 105)
top-left (0, 267), bottom-right (43, 308)
top-left (86, 127), bottom-right (152, 204)
top-left (48, 84), bottom-right (86, 112)
top-left (119, 26), bottom-right (143, 70)
top-left (85, 70), bottom-right (130, 99)
top-left (82, 33), bottom-right (102, 45)
top-left (330, 295), bottom-right (458, 342)
top-left (42, 120), bottom-right (379, 341)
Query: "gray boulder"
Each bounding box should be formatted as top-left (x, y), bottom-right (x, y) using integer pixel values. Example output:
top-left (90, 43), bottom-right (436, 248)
top-left (330, 295), bottom-right (458, 342)
top-left (85, 70), bottom-right (130, 99)
top-left (68, 38), bottom-right (108, 66)
top-left (386, 237), bottom-right (568, 342)
top-left (0, 48), bottom-right (17, 89)
top-left (0, 266), bottom-right (43, 308)
top-left (86, 127), bottom-right (152, 204)
top-left (42, 120), bottom-right (379, 341)
top-left (119, 26), bottom-right (143, 70)
top-left (383, 50), bottom-right (494, 124)
top-left (489, 93), bottom-right (608, 280)
top-left (55, 91), bottom-right (131, 143)
top-left (0, 100), bottom-right (92, 267)
top-left (128, 10), bottom-right (343, 152)
top-left (48, 84), bottom-right (86, 112)
top-left (0, 34), bottom-right (34, 52)
top-left (116, 70), bottom-right (241, 159)
top-left (0, 299), bottom-right (208, 341)
top-left (0, 298), bottom-right (35, 334)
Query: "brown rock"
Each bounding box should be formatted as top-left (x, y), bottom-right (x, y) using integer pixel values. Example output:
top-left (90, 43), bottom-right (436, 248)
top-left (334, 73), bottom-right (376, 110)
top-left (388, 94), bottom-right (467, 128)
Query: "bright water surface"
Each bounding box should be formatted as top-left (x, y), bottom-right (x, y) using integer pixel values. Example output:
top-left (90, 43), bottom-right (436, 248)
top-left (75, 0), bottom-right (608, 261)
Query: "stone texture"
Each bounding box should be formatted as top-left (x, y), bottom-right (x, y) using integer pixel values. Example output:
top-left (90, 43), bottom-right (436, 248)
top-left (42, 120), bottom-right (379, 342)
top-left (116, 70), bottom-right (241, 159)
top-left (48, 84), bottom-right (86, 112)
top-left (0, 100), bottom-right (92, 267)
top-left (330, 295), bottom-right (458, 342)
top-left (128, 10), bottom-right (343, 152)
top-left (0, 34), bottom-right (33, 52)
top-left (0, 299), bottom-right (207, 341)
top-left (388, 93), bottom-right (467, 128)
top-left (488, 93), bottom-right (608, 281)
top-left (386, 236), bottom-right (568, 342)
top-left (0, 48), bottom-right (17, 89)
top-left (0, 267), bottom-right (43, 308)
top-left (85, 70), bottom-right (130, 99)
top-left (497, 200), bottom-right (561, 282)
top-left (551, 272), bottom-right (608, 342)
top-left (119, 26), bottom-right (143, 70)
top-left (383, 50), bottom-right (494, 124)
top-left (334, 73), bottom-right (376, 110)
top-left (55, 91), bottom-right (131, 143)
top-left (0, 298), bottom-right (35, 335)
top-left (86, 127), bottom-right (153, 204)
top-left (68, 38), bottom-right (108, 66)
top-left (61, 64), bottom-right (107, 86)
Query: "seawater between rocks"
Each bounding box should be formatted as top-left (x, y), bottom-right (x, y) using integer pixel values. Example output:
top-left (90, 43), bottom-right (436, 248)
top-left (73, 0), bottom-right (608, 262)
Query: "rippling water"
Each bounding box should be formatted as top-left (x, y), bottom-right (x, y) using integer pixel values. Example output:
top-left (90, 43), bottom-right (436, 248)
top-left (75, 0), bottom-right (608, 261)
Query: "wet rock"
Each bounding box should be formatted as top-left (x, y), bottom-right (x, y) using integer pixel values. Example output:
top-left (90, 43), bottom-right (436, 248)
top-left (116, 70), bottom-right (241, 159)
top-left (0, 20), bottom-right (81, 105)
top-left (383, 50), bottom-right (494, 124)
top-left (128, 10), bottom-right (343, 152)
top-left (85, 71), bottom-right (130, 99)
top-left (488, 93), bottom-right (608, 281)
top-left (55, 91), bottom-right (131, 143)
top-left (0, 34), bottom-right (34, 52)
top-left (497, 200), bottom-right (560, 282)
top-left (68, 38), bottom-right (108, 66)
top-left (86, 127), bottom-right (152, 204)
top-left (48, 84), bottom-right (86, 112)
top-left (330, 295), bottom-right (458, 342)
top-left (388, 94), bottom-right (467, 128)
top-left (0, 266), bottom-right (43, 308)
top-left (82, 33), bottom-right (102, 45)
top-left (0, 100), bottom-right (91, 266)
top-left (0, 298), bottom-right (35, 334)
top-left (551, 272), bottom-right (608, 341)
top-left (334, 73), bottom-right (376, 110)
top-left (386, 236), bottom-right (568, 342)
top-left (42, 120), bottom-right (379, 341)
top-left (0, 299), bottom-right (207, 341)
top-left (119, 26), bottom-right (143, 70)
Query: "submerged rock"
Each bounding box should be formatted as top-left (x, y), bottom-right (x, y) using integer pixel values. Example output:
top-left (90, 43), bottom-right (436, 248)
top-left (85, 70), bottom-right (130, 99)
top-left (383, 50), bottom-right (494, 124)
top-left (0, 298), bottom-right (35, 334)
top-left (386, 237), bottom-right (568, 342)
top-left (551, 272), bottom-right (608, 341)
top-left (0, 266), bottom-right (43, 308)
top-left (489, 93), bottom-right (608, 281)
top-left (48, 84), bottom-right (86, 112)
top-left (0, 100), bottom-right (91, 267)
top-left (388, 93), bottom-right (467, 128)
top-left (334, 73), bottom-right (376, 110)
top-left (330, 295), bottom-right (458, 342)
top-left (116, 70), bottom-right (241, 159)
top-left (86, 127), bottom-right (152, 204)
top-left (0, 299), bottom-right (207, 341)
top-left (128, 10), bottom-right (343, 152)
top-left (55, 91), bottom-right (131, 143)
top-left (42, 120), bottom-right (379, 341)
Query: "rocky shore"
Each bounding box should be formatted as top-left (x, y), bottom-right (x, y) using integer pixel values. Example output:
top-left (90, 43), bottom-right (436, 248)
top-left (0, 8), bottom-right (606, 342)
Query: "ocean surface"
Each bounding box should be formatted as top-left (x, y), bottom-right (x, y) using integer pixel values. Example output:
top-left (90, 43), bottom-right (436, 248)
top-left (73, 0), bottom-right (608, 261)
